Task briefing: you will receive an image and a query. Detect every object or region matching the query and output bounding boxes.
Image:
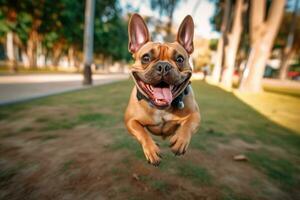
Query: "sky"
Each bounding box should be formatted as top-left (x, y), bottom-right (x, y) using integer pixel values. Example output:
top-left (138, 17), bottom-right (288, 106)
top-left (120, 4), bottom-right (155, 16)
top-left (119, 0), bottom-right (219, 39)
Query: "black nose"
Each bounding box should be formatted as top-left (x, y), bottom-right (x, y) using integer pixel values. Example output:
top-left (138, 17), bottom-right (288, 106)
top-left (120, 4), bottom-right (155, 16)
top-left (156, 62), bottom-right (171, 74)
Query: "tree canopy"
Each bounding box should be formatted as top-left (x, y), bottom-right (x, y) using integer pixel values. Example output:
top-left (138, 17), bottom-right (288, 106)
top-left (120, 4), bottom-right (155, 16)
top-left (0, 0), bottom-right (130, 64)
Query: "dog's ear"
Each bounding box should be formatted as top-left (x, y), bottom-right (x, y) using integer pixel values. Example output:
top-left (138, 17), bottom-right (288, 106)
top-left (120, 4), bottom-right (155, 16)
top-left (128, 13), bottom-right (150, 53)
top-left (177, 15), bottom-right (194, 54)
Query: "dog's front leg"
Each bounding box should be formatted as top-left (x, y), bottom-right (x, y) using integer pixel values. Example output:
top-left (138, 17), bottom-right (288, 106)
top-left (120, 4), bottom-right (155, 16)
top-left (169, 112), bottom-right (200, 155)
top-left (125, 119), bottom-right (161, 166)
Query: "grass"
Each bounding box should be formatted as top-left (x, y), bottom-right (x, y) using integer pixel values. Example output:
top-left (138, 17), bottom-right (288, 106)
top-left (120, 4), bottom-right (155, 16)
top-left (108, 134), bottom-right (145, 159)
top-left (177, 162), bottom-right (212, 185)
top-left (78, 113), bottom-right (117, 126)
top-left (246, 150), bottom-right (299, 188)
top-left (0, 162), bottom-right (24, 187)
top-left (221, 186), bottom-right (251, 200)
top-left (61, 160), bottom-right (75, 173)
top-left (0, 166), bottom-right (18, 186)
top-left (194, 83), bottom-right (300, 154)
top-left (235, 90), bottom-right (300, 134)
top-left (0, 113), bottom-right (9, 121)
top-left (42, 118), bottom-right (77, 131)
top-left (149, 179), bottom-right (169, 192)
top-left (39, 134), bottom-right (60, 141)
top-left (0, 80), bottom-right (299, 199)
top-left (263, 84), bottom-right (300, 97)
top-left (38, 112), bottom-right (117, 131)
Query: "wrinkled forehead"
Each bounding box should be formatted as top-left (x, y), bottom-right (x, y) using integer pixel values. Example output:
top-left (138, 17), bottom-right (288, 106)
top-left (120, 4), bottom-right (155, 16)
top-left (134, 42), bottom-right (188, 58)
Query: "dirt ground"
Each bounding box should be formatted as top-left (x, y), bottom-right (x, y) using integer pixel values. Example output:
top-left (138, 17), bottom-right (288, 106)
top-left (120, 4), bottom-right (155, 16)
top-left (0, 80), bottom-right (299, 200)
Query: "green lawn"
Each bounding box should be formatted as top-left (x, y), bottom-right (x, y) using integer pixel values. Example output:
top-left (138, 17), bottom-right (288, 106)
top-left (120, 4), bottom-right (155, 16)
top-left (0, 80), bottom-right (299, 200)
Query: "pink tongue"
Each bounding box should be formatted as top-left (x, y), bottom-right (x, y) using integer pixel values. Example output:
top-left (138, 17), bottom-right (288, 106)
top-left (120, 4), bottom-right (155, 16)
top-left (153, 87), bottom-right (173, 104)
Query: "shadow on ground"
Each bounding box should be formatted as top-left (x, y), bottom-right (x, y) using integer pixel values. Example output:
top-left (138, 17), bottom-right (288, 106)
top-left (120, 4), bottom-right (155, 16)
top-left (0, 80), bottom-right (299, 200)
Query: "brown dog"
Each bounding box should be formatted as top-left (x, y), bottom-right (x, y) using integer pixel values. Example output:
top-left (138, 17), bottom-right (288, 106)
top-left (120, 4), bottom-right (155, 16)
top-left (124, 13), bottom-right (200, 166)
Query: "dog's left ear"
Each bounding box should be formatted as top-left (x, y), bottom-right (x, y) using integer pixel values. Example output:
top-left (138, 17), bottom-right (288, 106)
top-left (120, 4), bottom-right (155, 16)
top-left (177, 15), bottom-right (194, 54)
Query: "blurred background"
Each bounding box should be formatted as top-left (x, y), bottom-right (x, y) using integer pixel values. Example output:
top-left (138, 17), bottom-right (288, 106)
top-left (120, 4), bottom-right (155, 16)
top-left (0, 0), bottom-right (299, 200)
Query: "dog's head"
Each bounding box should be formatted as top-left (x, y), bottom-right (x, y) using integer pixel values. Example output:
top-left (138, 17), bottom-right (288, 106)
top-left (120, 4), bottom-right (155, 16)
top-left (128, 13), bottom-right (194, 109)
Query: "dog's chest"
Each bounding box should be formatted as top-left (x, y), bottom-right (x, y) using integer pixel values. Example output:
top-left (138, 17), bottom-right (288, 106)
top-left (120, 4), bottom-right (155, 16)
top-left (153, 110), bottom-right (173, 123)
top-left (146, 110), bottom-right (179, 136)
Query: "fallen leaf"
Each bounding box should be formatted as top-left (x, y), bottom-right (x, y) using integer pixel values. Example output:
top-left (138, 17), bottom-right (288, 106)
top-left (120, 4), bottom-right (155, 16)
top-left (233, 154), bottom-right (248, 161)
top-left (132, 173), bottom-right (140, 181)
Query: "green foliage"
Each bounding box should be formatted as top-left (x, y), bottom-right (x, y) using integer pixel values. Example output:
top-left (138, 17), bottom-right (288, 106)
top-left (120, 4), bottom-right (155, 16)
top-left (14, 12), bottom-right (32, 44)
top-left (209, 38), bottom-right (218, 50)
top-left (0, 0), bottom-right (130, 61)
top-left (150, 0), bottom-right (180, 18)
top-left (209, 0), bottom-right (223, 32)
top-left (0, 10), bottom-right (9, 37)
top-left (94, 8), bottom-right (130, 61)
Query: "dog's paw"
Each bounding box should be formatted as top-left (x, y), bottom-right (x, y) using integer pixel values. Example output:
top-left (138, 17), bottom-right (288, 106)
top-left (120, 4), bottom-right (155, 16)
top-left (169, 134), bottom-right (191, 156)
top-left (142, 141), bottom-right (161, 166)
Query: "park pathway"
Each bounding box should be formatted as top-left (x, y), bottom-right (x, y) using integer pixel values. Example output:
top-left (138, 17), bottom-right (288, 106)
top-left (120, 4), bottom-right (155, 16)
top-left (0, 73), bottom-right (129, 105)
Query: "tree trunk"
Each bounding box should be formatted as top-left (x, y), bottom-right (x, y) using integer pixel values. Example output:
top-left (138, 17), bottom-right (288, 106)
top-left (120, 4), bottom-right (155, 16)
top-left (278, 0), bottom-right (299, 80)
top-left (279, 49), bottom-right (295, 80)
top-left (83, 0), bottom-right (95, 85)
top-left (44, 48), bottom-right (49, 67)
top-left (74, 50), bottom-right (80, 72)
top-left (68, 46), bottom-right (75, 67)
top-left (27, 31), bottom-right (38, 69)
top-left (239, 0), bottom-right (285, 92)
top-left (212, 37), bottom-right (224, 83)
top-left (221, 0), bottom-right (244, 89)
top-left (6, 32), bottom-right (18, 72)
top-left (249, 0), bottom-right (266, 45)
top-left (52, 47), bottom-right (62, 67)
top-left (211, 0), bottom-right (232, 84)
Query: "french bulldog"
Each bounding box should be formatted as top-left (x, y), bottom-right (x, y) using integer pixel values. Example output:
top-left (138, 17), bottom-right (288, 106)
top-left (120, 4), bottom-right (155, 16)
top-left (124, 13), bottom-right (200, 166)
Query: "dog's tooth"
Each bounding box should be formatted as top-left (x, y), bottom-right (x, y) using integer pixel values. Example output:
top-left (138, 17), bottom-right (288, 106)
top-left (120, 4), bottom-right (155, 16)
top-left (172, 85), bottom-right (176, 92)
top-left (149, 85), bottom-right (153, 92)
top-left (148, 85), bottom-right (153, 92)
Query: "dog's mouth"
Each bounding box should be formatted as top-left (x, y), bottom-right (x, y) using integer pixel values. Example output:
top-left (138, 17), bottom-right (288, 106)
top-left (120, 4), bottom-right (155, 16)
top-left (132, 73), bottom-right (191, 108)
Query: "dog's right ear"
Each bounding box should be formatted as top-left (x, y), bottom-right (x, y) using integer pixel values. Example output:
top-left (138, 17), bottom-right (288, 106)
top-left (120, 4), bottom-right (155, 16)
top-left (128, 13), bottom-right (150, 54)
top-left (177, 15), bottom-right (194, 54)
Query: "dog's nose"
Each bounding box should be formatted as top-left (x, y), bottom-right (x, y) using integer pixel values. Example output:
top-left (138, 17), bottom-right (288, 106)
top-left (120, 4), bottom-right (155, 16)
top-left (156, 62), bottom-right (171, 74)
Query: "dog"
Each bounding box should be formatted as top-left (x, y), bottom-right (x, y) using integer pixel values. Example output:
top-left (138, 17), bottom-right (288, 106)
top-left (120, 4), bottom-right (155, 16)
top-left (124, 13), bottom-right (200, 166)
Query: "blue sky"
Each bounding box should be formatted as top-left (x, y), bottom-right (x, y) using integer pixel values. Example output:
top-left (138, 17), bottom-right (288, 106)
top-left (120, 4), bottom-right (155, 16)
top-left (120, 0), bottom-right (219, 39)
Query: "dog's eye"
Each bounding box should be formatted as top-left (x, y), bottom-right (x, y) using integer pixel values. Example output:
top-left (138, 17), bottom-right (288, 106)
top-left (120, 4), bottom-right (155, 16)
top-left (142, 54), bottom-right (151, 63)
top-left (176, 55), bottom-right (184, 63)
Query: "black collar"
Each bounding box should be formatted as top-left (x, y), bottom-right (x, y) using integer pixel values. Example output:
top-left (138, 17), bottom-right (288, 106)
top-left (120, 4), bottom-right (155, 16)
top-left (136, 83), bottom-right (190, 109)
